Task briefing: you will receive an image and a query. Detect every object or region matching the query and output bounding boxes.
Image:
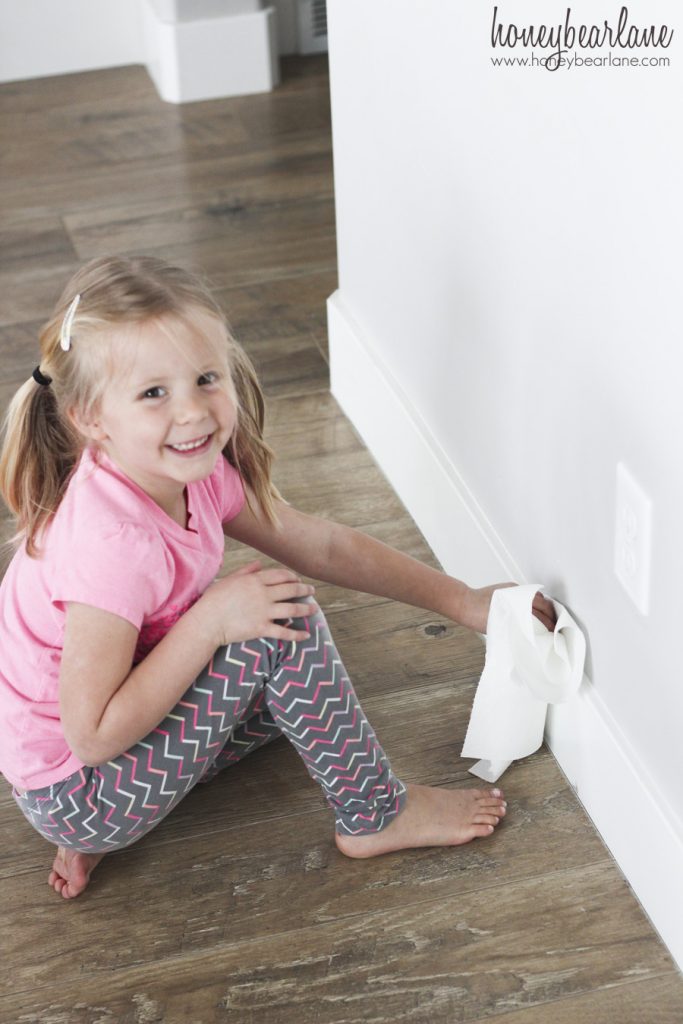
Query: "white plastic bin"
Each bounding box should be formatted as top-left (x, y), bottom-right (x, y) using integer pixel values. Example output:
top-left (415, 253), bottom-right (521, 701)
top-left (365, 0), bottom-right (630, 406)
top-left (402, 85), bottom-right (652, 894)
top-left (143, 0), bottom-right (279, 103)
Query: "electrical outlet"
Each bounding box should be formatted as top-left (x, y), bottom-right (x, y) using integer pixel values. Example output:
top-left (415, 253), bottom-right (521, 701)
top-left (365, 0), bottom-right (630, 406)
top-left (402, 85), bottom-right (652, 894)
top-left (614, 462), bottom-right (652, 615)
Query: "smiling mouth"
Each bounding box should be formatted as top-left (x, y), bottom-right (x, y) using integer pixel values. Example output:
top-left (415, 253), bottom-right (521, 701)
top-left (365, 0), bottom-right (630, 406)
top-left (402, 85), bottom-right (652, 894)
top-left (167, 434), bottom-right (212, 453)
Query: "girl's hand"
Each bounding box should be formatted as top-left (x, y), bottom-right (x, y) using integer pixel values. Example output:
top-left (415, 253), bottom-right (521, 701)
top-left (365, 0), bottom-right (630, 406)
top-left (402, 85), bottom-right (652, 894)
top-left (459, 583), bottom-right (558, 634)
top-left (197, 560), bottom-right (318, 646)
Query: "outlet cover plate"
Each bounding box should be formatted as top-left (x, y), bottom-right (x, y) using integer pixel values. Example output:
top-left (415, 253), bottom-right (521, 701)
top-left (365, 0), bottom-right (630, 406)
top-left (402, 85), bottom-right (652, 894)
top-left (614, 462), bottom-right (652, 616)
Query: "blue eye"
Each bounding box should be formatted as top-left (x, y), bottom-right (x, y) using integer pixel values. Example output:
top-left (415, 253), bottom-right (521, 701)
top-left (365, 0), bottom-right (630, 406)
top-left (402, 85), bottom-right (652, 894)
top-left (139, 373), bottom-right (220, 399)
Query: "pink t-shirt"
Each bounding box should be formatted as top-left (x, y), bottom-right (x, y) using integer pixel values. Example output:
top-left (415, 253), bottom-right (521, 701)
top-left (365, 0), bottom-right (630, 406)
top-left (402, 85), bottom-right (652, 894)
top-left (0, 446), bottom-right (245, 791)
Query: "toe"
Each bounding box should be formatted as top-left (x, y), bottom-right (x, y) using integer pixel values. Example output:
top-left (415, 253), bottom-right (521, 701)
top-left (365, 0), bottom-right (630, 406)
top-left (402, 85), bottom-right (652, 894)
top-left (488, 802), bottom-right (507, 817)
top-left (474, 788), bottom-right (505, 804)
top-left (477, 788), bottom-right (505, 801)
top-left (478, 795), bottom-right (507, 813)
top-left (474, 813), bottom-right (500, 827)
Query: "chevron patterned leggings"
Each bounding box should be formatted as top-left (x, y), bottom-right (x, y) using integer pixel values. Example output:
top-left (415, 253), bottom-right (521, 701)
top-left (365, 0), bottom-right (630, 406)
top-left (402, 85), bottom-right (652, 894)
top-left (13, 600), bottom-right (407, 852)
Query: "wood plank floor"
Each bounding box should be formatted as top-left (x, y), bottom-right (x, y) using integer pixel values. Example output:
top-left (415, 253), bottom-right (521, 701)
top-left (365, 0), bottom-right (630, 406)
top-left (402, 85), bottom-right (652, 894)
top-left (1, 57), bottom-right (681, 1023)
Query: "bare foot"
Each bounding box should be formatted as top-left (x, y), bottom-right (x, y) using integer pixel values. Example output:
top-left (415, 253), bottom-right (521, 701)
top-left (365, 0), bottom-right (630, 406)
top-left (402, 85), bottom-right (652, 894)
top-left (335, 782), bottom-right (506, 859)
top-left (48, 846), bottom-right (106, 899)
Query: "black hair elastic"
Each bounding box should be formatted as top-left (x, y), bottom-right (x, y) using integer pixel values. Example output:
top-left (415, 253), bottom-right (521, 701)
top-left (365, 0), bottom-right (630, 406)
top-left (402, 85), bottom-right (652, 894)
top-left (32, 366), bottom-right (52, 387)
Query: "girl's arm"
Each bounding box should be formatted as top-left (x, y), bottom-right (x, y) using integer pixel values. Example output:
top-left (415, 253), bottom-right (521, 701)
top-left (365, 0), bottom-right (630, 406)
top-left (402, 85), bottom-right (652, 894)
top-left (60, 564), bottom-right (314, 765)
top-left (60, 600), bottom-right (223, 766)
top-left (224, 497), bottom-right (556, 633)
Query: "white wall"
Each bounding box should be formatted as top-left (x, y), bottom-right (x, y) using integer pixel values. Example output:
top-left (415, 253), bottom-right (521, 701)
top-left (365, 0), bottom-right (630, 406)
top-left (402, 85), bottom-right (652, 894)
top-left (0, 0), bottom-right (145, 83)
top-left (0, 0), bottom-right (298, 84)
top-left (327, 0), bottom-right (683, 964)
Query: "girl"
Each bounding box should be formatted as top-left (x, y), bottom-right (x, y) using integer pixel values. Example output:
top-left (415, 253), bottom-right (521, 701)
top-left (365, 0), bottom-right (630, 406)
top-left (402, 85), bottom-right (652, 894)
top-left (0, 256), bottom-right (555, 900)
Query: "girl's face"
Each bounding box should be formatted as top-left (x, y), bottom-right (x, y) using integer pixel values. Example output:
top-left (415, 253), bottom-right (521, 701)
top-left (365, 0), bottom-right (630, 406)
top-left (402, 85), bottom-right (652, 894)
top-left (79, 313), bottom-right (239, 515)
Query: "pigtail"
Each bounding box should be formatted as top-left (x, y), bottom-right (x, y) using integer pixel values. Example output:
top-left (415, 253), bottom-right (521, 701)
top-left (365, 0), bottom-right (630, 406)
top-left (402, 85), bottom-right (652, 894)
top-left (223, 341), bottom-right (287, 527)
top-left (0, 376), bottom-right (81, 558)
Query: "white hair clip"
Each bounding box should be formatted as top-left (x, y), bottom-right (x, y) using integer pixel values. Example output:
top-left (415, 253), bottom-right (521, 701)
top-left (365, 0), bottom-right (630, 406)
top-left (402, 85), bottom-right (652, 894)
top-left (60, 293), bottom-right (81, 352)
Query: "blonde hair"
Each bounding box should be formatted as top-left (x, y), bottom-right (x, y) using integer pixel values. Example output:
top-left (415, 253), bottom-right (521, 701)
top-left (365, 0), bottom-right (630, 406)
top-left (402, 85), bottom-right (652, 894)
top-left (0, 255), bottom-right (284, 558)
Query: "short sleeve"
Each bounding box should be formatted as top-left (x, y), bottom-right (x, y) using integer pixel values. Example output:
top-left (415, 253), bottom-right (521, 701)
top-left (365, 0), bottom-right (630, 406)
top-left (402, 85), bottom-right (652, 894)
top-left (217, 455), bottom-right (246, 523)
top-left (51, 521), bottom-right (173, 630)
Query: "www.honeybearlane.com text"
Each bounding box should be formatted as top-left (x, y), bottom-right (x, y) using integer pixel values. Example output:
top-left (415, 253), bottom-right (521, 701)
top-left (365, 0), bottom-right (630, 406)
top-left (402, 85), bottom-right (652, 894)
top-left (491, 5), bottom-right (674, 68)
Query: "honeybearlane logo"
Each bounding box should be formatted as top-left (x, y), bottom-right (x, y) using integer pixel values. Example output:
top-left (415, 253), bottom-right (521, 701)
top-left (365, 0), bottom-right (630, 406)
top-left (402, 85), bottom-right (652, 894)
top-left (491, 5), bottom-right (674, 71)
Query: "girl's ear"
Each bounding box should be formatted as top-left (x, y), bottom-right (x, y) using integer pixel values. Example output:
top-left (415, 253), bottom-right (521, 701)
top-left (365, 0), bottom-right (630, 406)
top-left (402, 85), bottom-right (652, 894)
top-left (67, 406), bottom-right (108, 442)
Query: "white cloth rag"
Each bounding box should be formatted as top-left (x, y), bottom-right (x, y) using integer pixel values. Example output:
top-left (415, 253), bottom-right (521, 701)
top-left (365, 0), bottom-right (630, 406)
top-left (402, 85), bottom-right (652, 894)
top-left (461, 584), bottom-right (586, 783)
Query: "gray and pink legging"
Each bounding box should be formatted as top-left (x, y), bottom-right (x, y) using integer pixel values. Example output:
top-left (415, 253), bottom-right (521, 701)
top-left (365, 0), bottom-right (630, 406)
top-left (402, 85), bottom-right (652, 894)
top-left (13, 600), bottom-right (407, 853)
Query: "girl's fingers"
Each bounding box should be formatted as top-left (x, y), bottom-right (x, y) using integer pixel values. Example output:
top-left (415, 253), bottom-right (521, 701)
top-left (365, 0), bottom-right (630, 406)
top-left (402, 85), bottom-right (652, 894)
top-left (274, 600), bottom-right (319, 619)
top-left (268, 582), bottom-right (316, 603)
top-left (231, 560), bottom-right (262, 576)
top-left (532, 608), bottom-right (551, 629)
top-left (532, 593), bottom-right (557, 631)
top-left (259, 566), bottom-right (313, 587)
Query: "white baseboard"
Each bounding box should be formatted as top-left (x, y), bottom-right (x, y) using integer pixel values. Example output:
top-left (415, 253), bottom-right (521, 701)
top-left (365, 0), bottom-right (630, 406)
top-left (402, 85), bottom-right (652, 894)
top-left (327, 289), bottom-right (683, 972)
